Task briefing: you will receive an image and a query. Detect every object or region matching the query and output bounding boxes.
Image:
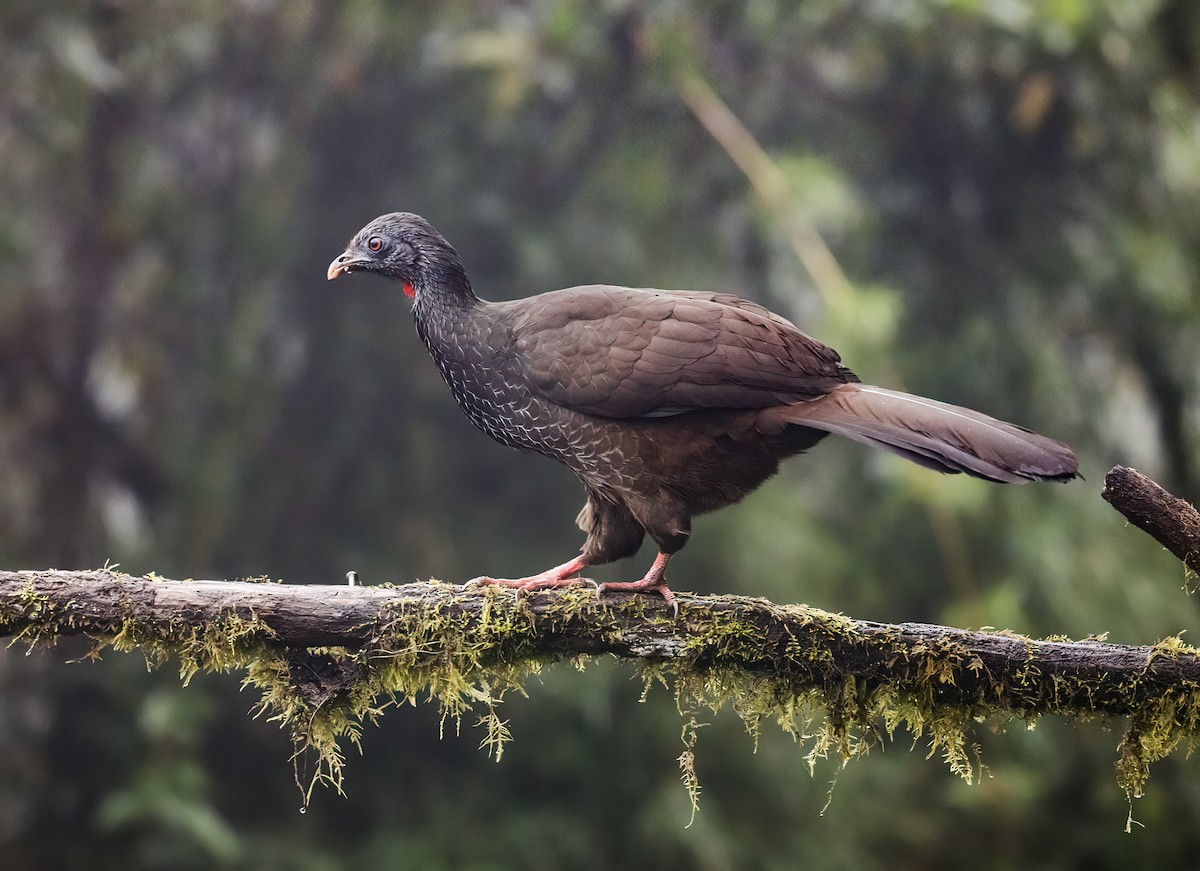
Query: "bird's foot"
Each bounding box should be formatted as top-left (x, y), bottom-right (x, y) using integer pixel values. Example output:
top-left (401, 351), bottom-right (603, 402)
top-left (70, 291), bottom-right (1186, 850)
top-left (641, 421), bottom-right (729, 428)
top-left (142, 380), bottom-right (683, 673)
top-left (466, 574), bottom-right (598, 594)
top-left (595, 551), bottom-right (679, 617)
top-left (464, 556), bottom-right (595, 597)
top-left (596, 578), bottom-right (679, 619)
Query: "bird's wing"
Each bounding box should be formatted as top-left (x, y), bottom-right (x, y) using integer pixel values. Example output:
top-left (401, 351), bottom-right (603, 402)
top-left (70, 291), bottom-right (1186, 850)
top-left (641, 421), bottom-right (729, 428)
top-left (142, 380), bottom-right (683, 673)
top-left (507, 285), bottom-right (858, 419)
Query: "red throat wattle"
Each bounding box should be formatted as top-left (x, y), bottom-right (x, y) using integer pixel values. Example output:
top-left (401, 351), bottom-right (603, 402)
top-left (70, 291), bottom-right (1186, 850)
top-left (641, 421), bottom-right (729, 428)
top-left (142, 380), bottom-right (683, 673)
top-left (402, 281), bottom-right (415, 298)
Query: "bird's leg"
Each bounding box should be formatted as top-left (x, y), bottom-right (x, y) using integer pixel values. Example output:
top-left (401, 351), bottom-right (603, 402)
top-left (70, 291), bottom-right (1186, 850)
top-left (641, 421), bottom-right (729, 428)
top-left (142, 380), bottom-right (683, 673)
top-left (465, 554), bottom-right (596, 593)
top-left (596, 551), bottom-right (678, 617)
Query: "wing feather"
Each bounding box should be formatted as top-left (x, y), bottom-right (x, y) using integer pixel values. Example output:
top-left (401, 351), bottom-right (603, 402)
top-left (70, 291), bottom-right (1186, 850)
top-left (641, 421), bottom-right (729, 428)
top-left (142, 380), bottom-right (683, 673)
top-left (509, 285), bottom-right (858, 418)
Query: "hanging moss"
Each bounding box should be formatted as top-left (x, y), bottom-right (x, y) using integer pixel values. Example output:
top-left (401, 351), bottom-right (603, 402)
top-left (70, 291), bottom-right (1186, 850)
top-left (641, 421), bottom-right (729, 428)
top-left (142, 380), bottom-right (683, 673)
top-left (4, 573), bottom-right (1200, 814)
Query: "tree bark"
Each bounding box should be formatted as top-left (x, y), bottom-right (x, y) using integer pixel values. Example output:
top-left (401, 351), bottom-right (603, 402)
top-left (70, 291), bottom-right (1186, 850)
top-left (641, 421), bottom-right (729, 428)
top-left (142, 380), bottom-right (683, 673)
top-left (1, 568), bottom-right (1197, 720)
top-left (1103, 465), bottom-right (1200, 575)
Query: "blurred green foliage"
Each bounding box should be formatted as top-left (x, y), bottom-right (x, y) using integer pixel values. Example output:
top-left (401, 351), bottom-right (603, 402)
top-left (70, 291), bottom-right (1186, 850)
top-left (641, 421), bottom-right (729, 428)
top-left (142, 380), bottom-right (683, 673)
top-left (2, 0), bottom-right (1200, 867)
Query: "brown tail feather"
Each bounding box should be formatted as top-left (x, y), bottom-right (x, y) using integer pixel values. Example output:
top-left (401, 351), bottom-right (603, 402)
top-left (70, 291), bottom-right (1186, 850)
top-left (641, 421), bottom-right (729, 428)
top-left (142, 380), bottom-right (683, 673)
top-left (782, 384), bottom-right (1078, 483)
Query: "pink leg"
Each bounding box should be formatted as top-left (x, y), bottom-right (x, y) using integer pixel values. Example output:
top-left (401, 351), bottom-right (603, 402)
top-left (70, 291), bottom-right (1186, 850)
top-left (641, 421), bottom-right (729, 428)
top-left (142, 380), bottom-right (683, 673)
top-left (596, 552), bottom-right (678, 617)
top-left (466, 554), bottom-right (593, 594)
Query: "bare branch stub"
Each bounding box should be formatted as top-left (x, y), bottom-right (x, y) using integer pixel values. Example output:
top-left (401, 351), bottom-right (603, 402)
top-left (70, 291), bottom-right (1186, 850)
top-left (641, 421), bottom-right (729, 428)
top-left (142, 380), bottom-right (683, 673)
top-left (1102, 465), bottom-right (1200, 574)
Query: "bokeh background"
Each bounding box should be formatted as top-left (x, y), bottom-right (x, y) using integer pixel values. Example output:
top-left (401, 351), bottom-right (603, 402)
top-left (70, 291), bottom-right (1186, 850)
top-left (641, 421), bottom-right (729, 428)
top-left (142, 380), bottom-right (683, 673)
top-left (3, 1), bottom-right (1200, 868)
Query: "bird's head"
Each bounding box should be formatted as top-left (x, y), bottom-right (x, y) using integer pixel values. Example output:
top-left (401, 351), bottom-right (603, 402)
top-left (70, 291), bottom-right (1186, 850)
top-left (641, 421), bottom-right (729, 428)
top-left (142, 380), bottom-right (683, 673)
top-left (327, 212), bottom-right (470, 302)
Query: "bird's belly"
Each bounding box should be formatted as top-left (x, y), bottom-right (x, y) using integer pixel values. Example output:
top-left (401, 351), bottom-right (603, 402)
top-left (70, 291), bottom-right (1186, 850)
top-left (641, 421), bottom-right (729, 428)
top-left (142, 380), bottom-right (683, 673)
top-left (439, 355), bottom-right (825, 515)
top-left (572, 409), bottom-right (826, 515)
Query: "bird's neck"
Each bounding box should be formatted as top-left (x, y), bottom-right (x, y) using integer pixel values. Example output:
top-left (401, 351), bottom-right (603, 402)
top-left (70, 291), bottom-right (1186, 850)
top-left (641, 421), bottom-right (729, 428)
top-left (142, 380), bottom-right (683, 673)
top-left (413, 260), bottom-right (481, 319)
top-left (410, 260), bottom-right (492, 378)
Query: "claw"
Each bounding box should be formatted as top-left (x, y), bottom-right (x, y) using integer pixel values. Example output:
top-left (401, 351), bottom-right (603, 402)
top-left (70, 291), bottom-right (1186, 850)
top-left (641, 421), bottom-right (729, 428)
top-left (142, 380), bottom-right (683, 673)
top-left (593, 551), bottom-right (680, 618)
top-left (597, 580), bottom-right (679, 618)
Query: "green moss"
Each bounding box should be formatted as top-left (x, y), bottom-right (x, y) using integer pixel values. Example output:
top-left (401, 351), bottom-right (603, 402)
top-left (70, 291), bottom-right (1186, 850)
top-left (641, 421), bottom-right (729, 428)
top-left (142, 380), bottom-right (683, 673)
top-left (1107, 634), bottom-right (1200, 825)
top-left (663, 603), bottom-right (988, 786)
top-left (10, 581), bottom-right (59, 645)
top-left (6, 575), bottom-right (1200, 812)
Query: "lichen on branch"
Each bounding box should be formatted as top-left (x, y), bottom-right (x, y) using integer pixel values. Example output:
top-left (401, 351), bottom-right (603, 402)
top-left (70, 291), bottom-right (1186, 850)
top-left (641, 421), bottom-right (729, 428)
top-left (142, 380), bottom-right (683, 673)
top-left (2, 569), bottom-right (1199, 810)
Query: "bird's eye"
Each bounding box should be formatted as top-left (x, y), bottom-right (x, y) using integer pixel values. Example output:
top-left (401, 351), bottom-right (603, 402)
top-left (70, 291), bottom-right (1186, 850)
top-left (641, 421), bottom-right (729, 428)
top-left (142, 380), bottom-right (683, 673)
top-left (367, 236), bottom-right (384, 253)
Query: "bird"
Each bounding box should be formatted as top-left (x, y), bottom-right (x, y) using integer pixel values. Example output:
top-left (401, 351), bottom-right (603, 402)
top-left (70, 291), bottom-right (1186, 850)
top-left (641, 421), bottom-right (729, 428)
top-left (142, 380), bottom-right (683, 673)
top-left (328, 212), bottom-right (1078, 614)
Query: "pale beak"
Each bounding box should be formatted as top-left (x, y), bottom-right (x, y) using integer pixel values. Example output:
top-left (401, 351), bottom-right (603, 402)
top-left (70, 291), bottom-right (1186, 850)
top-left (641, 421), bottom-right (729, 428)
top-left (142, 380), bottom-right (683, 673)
top-left (327, 251), bottom-right (367, 280)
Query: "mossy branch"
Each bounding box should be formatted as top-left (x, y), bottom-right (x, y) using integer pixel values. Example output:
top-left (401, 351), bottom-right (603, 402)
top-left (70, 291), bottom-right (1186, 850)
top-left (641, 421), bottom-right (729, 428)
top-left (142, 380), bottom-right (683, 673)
top-left (3, 568), bottom-right (1200, 809)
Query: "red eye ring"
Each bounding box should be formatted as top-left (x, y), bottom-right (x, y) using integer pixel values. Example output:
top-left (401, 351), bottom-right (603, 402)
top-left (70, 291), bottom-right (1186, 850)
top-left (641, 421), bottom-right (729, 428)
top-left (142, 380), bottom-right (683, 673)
top-left (367, 236), bottom-right (383, 253)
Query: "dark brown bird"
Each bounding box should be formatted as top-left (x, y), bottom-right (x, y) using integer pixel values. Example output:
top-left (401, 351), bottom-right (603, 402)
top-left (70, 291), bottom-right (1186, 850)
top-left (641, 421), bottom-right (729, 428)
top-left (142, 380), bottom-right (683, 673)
top-left (328, 213), bottom-right (1078, 612)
